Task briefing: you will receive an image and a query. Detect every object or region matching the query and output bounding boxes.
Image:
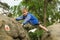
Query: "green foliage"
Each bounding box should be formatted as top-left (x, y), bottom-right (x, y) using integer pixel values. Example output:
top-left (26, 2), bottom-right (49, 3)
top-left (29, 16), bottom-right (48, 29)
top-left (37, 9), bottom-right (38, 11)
top-left (29, 29), bottom-right (44, 40)
top-left (10, 5), bottom-right (22, 17)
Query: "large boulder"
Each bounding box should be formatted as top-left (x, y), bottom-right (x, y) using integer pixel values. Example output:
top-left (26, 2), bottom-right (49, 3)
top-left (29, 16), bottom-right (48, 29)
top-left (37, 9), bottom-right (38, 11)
top-left (41, 23), bottom-right (60, 40)
top-left (0, 15), bottom-right (30, 40)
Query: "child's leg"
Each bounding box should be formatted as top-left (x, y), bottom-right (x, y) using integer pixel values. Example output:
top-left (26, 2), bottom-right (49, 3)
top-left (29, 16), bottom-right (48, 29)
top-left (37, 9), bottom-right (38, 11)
top-left (39, 24), bottom-right (48, 32)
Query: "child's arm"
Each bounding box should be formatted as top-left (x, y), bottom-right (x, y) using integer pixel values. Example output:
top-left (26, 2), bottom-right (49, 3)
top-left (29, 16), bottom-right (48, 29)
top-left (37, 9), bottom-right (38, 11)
top-left (22, 15), bottom-right (31, 25)
top-left (16, 15), bottom-right (23, 21)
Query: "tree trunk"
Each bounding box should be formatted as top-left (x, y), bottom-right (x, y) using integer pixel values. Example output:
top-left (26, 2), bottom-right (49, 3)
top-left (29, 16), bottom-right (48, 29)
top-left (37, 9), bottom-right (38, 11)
top-left (44, 0), bottom-right (48, 26)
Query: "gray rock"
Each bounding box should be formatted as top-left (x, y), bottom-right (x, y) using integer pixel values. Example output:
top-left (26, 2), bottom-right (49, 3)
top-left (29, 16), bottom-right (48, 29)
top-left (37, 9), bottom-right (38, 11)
top-left (0, 15), bottom-right (30, 40)
top-left (41, 23), bottom-right (60, 40)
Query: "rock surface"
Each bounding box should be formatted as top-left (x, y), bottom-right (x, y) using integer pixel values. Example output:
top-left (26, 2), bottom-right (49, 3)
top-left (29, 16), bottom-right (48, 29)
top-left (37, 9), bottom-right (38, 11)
top-left (0, 15), bottom-right (30, 40)
top-left (41, 23), bottom-right (60, 40)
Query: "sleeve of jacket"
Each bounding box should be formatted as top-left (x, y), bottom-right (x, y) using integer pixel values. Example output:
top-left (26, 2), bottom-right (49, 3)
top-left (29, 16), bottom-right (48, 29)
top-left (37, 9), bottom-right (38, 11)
top-left (22, 15), bottom-right (31, 25)
top-left (16, 15), bottom-right (23, 21)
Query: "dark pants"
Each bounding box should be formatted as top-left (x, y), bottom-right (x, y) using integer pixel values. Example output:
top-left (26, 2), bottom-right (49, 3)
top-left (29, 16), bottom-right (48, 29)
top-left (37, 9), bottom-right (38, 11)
top-left (32, 23), bottom-right (41, 29)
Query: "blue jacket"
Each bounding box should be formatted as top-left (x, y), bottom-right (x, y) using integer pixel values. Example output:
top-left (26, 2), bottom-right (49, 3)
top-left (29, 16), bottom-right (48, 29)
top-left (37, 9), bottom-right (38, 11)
top-left (16, 12), bottom-right (39, 25)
